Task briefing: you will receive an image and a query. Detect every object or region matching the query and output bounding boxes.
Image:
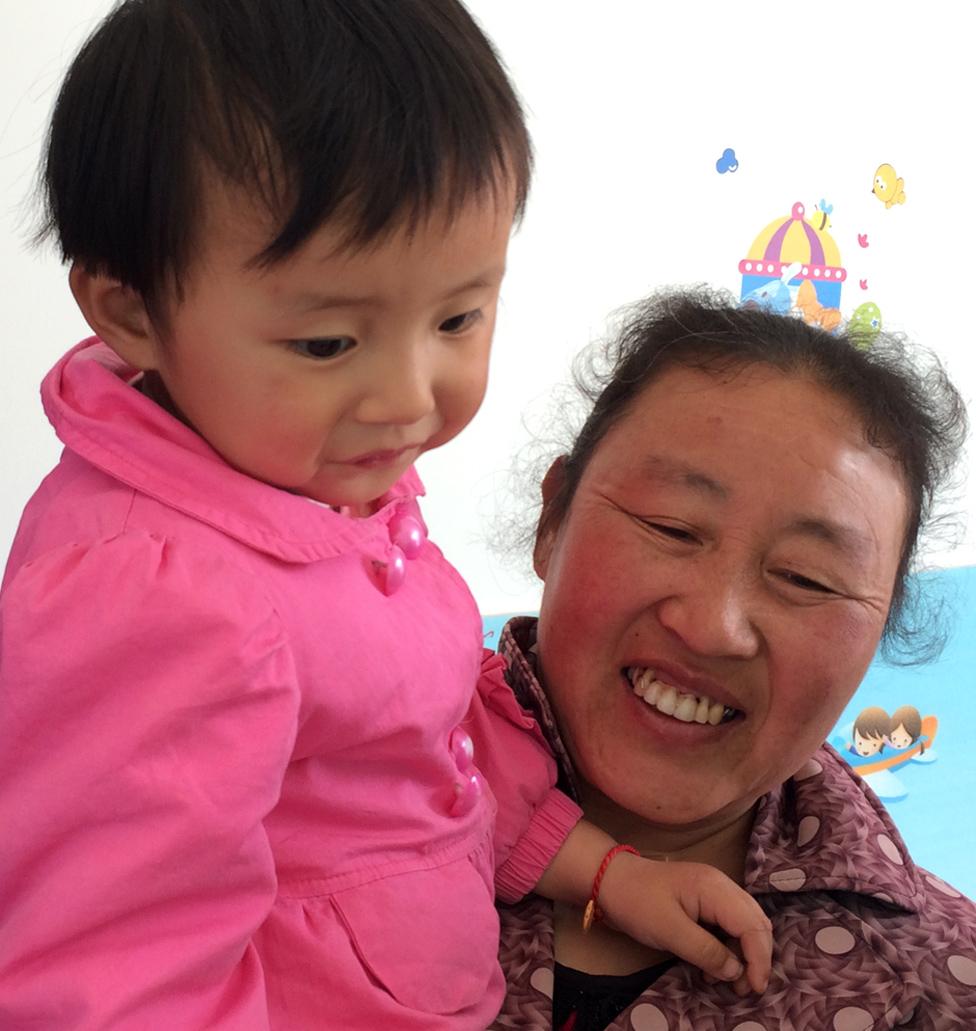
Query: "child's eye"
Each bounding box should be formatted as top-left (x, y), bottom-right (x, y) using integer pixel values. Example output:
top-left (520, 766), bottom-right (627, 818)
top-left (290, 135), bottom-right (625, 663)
top-left (439, 310), bottom-right (483, 334)
top-left (290, 337), bottom-right (356, 360)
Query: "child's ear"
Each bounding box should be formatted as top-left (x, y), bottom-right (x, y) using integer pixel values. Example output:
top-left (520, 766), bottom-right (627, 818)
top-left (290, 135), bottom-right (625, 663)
top-left (68, 264), bottom-right (160, 370)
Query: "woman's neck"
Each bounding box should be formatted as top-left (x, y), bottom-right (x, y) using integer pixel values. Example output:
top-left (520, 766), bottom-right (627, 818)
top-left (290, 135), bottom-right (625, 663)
top-left (578, 783), bottom-right (757, 884)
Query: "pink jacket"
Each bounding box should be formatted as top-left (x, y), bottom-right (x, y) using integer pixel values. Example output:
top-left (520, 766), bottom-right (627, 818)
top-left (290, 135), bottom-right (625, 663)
top-left (0, 341), bottom-right (581, 1030)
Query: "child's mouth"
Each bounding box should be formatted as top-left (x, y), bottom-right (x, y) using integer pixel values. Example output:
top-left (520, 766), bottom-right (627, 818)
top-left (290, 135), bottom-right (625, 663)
top-left (347, 445), bottom-right (417, 468)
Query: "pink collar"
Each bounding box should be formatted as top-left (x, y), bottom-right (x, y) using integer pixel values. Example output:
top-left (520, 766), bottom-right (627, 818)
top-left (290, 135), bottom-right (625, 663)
top-left (42, 339), bottom-right (426, 563)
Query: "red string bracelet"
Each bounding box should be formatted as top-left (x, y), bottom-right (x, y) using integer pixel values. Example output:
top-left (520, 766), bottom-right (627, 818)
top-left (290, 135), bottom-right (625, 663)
top-left (581, 844), bottom-right (640, 932)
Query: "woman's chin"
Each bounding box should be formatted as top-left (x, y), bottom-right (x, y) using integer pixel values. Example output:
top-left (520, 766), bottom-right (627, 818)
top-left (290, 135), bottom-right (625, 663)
top-left (571, 693), bottom-right (768, 830)
top-left (575, 746), bottom-right (754, 832)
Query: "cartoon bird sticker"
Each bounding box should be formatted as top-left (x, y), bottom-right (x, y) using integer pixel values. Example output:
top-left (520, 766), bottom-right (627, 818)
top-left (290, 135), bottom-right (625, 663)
top-left (872, 163), bottom-right (906, 207)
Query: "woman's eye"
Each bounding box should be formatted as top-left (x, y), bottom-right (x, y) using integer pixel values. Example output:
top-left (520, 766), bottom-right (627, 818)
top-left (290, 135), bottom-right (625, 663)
top-left (290, 337), bottom-right (356, 360)
top-left (645, 522), bottom-right (698, 543)
top-left (778, 570), bottom-right (834, 594)
top-left (439, 310), bottom-right (483, 334)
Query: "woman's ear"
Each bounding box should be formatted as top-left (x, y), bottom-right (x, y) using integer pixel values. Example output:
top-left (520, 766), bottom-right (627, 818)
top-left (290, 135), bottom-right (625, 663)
top-left (533, 455), bottom-right (568, 580)
top-left (68, 264), bottom-right (160, 370)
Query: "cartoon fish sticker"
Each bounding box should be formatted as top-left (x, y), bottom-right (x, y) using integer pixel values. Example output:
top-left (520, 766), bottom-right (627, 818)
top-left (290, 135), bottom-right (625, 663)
top-left (740, 262), bottom-right (802, 315)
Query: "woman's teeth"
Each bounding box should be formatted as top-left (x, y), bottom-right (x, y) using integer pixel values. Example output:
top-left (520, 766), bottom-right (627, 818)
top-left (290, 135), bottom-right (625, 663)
top-left (628, 668), bottom-right (737, 725)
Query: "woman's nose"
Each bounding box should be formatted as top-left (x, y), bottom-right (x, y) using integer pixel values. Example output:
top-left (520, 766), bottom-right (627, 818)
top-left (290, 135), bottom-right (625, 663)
top-left (655, 576), bottom-right (761, 659)
top-left (356, 342), bottom-right (436, 426)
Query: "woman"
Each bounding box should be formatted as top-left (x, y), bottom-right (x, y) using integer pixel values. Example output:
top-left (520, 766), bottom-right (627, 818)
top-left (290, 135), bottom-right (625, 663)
top-left (490, 291), bottom-right (976, 1030)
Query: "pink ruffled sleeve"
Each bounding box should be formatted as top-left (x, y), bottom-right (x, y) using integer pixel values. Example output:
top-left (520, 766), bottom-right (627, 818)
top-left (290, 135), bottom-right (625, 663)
top-left (464, 650), bottom-right (582, 904)
top-left (0, 533), bottom-right (300, 1029)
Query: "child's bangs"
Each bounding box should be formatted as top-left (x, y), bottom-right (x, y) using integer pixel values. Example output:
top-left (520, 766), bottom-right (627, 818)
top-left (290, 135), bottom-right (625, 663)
top-left (39, 0), bottom-right (531, 310)
top-left (209, 4), bottom-right (532, 264)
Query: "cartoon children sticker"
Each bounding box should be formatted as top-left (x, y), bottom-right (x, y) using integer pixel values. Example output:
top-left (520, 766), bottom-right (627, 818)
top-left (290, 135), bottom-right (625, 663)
top-left (851, 706), bottom-right (890, 757)
top-left (848, 704), bottom-right (929, 757)
top-left (888, 705), bottom-right (926, 753)
top-left (835, 704), bottom-right (937, 802)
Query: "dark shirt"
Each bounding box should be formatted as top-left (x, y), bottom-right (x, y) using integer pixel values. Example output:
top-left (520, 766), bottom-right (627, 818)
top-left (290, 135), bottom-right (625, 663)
top-left (553, 961), bottom-right (672, 1031)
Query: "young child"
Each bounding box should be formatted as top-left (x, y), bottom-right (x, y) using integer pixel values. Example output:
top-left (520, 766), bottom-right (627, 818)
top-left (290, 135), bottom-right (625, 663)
top-left (0, 2), bottom-right (771, 1028)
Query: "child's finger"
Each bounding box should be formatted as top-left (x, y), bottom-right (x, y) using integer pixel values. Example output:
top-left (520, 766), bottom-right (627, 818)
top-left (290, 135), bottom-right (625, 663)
top-left (738, 925), bottom-right (774, 993)
top-left (691, 873), bottom-right (772, 942)
top-left (732, 970), bottom-right (752, 997)
top-left (690, 877), bottom-right (772, 992)
top-left (653, 916), bottom-right (746, 985)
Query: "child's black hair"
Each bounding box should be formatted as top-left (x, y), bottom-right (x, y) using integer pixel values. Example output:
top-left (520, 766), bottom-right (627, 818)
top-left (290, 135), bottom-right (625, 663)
top-left (38, 0), bottom-right (531, 322)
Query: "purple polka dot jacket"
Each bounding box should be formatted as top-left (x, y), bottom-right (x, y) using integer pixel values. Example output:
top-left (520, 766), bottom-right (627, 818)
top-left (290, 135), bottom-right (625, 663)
top-left (492, 618), bottom-right (976, 1030)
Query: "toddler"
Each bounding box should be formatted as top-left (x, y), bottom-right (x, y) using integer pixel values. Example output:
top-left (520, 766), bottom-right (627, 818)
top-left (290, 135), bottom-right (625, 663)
top-left (0, 2), bottom-right (771, 1027)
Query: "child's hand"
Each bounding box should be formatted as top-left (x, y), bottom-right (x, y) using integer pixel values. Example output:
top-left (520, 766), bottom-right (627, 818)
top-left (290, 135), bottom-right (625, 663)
top-left (597, 852), bottom-right (773, 995)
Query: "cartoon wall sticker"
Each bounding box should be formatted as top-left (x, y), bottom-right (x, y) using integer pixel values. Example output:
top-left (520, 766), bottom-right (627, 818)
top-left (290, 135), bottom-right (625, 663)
top-left (889, 705), bottom-right (926, 753)
top-left (716, 148), bottom-right (739, 174)
top-left (833, 704), bottom-right (937, 801)
top-left (796, 279), bottom-right (842, 331)
top-left (738, 201), bottom-right (847, 312)
top-left (872, 163), bottom-right (906, 207)
top-left (733, 198), bottom-right (888, 346)
top-left (848, 301), bottom-right (883, 348)
top-left (740, 261), bottom-right (802, 314)
top-left (810, 199), bottom-right (833, 231)
top-left (851, 705), bottom-right (889, 757)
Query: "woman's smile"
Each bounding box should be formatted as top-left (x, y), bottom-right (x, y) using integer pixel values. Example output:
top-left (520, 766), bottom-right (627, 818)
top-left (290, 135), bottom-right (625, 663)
top-left (627, 668), bottom-right (739, 726)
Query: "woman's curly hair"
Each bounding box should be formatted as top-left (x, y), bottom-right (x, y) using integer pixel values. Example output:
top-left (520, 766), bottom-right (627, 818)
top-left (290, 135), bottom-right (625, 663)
top-left (532, 287), bottom-right (968, 664)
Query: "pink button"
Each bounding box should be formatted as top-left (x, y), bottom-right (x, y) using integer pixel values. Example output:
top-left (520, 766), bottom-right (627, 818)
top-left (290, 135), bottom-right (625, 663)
top-left (379, 545), bottom-right (406, 596)
top-left (389, 513), bottom-right (426, 559)
top-left (450, 727), bottom-right (475, 771)
top-left (449, 770), bottom-right (483, 817)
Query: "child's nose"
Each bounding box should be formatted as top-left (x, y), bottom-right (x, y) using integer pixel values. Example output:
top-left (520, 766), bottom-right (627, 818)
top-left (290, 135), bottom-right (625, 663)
top-left (357, 344), bottom-right (436, 426)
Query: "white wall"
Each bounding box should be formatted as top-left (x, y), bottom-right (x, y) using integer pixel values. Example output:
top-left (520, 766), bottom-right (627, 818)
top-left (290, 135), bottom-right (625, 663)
top-left (2, 1), bottom-right (973, 615)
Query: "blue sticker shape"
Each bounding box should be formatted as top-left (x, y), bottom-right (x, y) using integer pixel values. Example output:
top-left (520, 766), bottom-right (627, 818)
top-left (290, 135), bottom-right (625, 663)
top-left (716, 147), bottom-right (739, 174)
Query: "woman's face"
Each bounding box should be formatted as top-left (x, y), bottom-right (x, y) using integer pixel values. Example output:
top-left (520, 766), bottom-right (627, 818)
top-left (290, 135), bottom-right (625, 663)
top-left (535, 364), bottom-right (908, 829)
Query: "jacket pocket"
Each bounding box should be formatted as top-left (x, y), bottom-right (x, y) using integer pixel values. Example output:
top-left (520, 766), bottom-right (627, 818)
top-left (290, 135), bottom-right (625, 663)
top-left (331, 854), bottom-right (500, 1015)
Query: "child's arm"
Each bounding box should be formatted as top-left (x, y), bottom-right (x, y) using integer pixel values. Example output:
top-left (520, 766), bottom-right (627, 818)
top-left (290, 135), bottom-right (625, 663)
top-left (0, 535), bottom-right (298, 1028)
top-left (535, 821), bottom-right (772, 995)
top-left (467, 650), bottom-right (771, 995)
top-left (464, 649), bottom-right (585, 901)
